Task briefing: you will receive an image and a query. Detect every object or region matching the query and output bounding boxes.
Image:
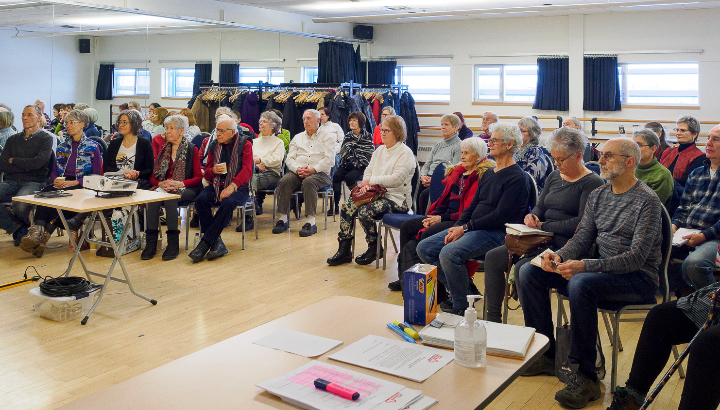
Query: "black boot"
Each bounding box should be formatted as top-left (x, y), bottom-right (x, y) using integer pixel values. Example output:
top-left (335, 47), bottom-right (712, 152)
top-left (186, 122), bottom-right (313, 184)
top-left (162, 230), bottom-right (180, 261)
top-left (327, 238), bottom-right (353, 266)
top-left (355, 241), bottom-right (383, 265)
top-left (141, 229), bottom-right (159, 260)
top-left (206, 236), bottom-right (228, 260)
top-left (188, 238), bottom-right (211, 263)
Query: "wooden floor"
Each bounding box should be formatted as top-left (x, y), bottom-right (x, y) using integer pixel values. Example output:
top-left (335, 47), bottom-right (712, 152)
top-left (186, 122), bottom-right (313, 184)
top-left (0, 200), bottom-right (687, 410)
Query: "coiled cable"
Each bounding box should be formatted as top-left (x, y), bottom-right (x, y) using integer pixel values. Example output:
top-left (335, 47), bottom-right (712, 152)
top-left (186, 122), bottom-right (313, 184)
top-left (39, 276), bottom-right (101, 298)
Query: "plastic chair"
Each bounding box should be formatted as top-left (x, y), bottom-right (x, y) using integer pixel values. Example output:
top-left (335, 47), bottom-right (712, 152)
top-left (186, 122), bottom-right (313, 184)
top-left (555, 205), bottom-right (682, 391)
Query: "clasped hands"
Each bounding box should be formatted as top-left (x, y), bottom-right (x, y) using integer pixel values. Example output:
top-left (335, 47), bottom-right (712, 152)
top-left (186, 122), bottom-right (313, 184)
top-left (158, 180), bottom-right (184, 191)
top-left (296, 166), bottom-right (316, 178)
top-left (122, 169), bottom-right (140, 180)
top-left (53, 180), bottom-right (79, 189)
top-left (423, 215), bottom-right (441, 228)
top-left (540, 253), bottom-right (585, 280)
top-left (420, 175), bottom-right (431, 187)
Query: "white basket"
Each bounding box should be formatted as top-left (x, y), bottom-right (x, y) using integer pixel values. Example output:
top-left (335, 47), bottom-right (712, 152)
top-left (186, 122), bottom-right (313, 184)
top-left (29, 287), bottom-right (97, 322)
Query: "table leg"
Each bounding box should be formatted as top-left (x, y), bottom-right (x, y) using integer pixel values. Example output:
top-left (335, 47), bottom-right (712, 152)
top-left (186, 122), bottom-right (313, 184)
top-left (56, 209), bottom-right (96, 279)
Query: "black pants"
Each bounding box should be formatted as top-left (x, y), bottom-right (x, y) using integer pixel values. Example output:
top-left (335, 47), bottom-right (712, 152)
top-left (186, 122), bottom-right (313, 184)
top-left (483, 245), bottom-right (532, 323)
top-left (398, 216), bottom-right (454, 277)
top-left (417, 185), bottom-right (430, 215)
top-left (332, 165), bottom-right (364, 207)
top-left (625, 300), bottom-right (720, 410)
top-left (195, 185), bottom-right (249, 246)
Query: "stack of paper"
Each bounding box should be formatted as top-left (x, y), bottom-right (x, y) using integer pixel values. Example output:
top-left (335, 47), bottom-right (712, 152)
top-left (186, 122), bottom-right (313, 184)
top-left (418, 313), bottom-right (536, 359)
top-left (253, 328), bottom-right (343, 357)
top-left (673, 228), bottom-right (701, 246)
top-left (505, 223), bottom-right (553, 236)
top-left (257, 361), bottom-right (437, 410)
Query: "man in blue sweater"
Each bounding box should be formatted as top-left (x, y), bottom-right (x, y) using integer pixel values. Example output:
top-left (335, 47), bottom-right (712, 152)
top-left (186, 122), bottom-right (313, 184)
top-left (0, 105), bottom-right (54, 245)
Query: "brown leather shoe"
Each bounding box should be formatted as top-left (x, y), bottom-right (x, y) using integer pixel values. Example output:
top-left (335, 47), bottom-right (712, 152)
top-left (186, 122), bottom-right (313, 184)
top-left (20, 225), bottom-right (44, 253)
top-left (31, 230), bottom-right (52, 258)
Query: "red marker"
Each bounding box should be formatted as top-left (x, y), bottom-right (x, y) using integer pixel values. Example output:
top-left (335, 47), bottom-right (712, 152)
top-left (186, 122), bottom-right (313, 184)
top-left (314, 378), bottom-right (360, 400)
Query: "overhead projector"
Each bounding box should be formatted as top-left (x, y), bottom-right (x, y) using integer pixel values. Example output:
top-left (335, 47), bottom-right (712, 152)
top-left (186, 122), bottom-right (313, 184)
top-left (83, 174), bottom-right (138, 197)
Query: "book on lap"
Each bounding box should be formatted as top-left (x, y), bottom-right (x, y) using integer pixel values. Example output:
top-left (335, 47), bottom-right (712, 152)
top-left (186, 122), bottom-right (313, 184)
top-left (505, 223), bottom-right (553, 237)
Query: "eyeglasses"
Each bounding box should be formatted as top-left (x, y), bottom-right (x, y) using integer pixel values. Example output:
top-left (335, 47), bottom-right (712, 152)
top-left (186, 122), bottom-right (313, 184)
top-left (636, 143), bottom-right (651, 148)
top-left (64, 120), bottom-right (81, 126)
top-left (216, 128), bottom-right (234, 133)
top-left (380, 128), bottom-right (392, 134)
top-left (488, 138), bottom-right (504, 145)
top-left (552, 153), bottom-right (573, 164)
top-left (673, 128), bottom-right (690, 133)
top-left (598, 151), bottom-right (631, 161)
top-left (117, 121), bottom-right (130, 126)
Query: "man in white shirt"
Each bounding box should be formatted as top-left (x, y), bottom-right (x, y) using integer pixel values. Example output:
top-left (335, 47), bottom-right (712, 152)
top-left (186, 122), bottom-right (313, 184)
top-left (273, 109), bottom-right (335, 237)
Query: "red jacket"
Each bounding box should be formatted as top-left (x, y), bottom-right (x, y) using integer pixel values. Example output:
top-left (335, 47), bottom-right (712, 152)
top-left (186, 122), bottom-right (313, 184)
top-left (660, 144), bottom-right (705, 180)
top-left (204, 139), bottom-right (253, 188)
top-left (149, 146), bottom-right (203, 190)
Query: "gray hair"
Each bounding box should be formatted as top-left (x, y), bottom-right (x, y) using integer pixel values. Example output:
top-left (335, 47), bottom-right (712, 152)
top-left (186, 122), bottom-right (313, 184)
top-left (382, 106), bottom-right (396, 115)
top-left (489, 122), bottom-right (523, 154)
top-left (260, 111), bottom-right (283, 134)
top-left (65, 109), bottom-right (90, 126)
top-left (129, 101), bottom-right (141, 111)
top-left (74, 103), bottom-right (89, 111)
top-left (644, 122), bottom-right (667, 142)
top-left (546, 127), bottom-right (588, 156)
top-left (460, 136), bottom-right (488, 159)
top-left (116, 109), bottom-right (143, 136)
top-left (83, 108), bottom-right (98, 123)
top-left (634, 129), bottom-right (660, 149)
top-left (217, 116), bottom-right (238, 131)
top-left (484, 111), bottom-right (499, 122)
top-left (304, 109), bottom-right (321, 120)
top-left (441, 113), bottom-right (461, 128)
top-left (616, 138), bottom-right (642, 170)
top-left (215, 107), bottom-right (237, 120)
top-left (677, 115), bottom-right (700, 136)
top-left (24, 104), bottom-right (42, 117)
top-left (164, 115), bottom-right (187, 131)
top-left (518, 116), bottom-right (542, 143)
top-left (568, 117), bottom-right (582, 131)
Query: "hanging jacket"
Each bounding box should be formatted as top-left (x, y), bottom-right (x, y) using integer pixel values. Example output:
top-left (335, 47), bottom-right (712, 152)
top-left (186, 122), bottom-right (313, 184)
top-left (241, 91), bottom-right (260, 134)
top-left (282, 93), bottom-right (304, 138)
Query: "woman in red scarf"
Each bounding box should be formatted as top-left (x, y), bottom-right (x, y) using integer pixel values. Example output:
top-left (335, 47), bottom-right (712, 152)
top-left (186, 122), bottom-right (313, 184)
top-left (389, 137), bottom-right (494, 291)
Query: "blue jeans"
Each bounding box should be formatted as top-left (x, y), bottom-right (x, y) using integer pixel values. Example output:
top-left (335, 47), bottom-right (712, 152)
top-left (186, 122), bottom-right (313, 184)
top-left (675, 239), bottom-right (720, 290)
top-left (416, 228), bottom-right (505, 310)
top-left (0, 180), bottom-right (45, 234)
top-left (517, 264), bottom-right (658, 379)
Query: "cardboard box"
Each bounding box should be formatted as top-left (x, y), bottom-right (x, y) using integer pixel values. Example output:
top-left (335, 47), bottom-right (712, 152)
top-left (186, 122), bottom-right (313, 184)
top-left (404, 264), bottom-right (438, 326)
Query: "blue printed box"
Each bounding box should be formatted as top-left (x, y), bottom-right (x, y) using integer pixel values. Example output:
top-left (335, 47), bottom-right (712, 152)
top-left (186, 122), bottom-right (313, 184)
top-left (404, 264), bottom-right (438, 326)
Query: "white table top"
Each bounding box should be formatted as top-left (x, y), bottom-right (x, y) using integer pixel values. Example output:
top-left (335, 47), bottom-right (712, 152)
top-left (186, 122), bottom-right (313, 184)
top-left (55, 296), bottom-right (549, 410)
top-left (13, 188), bottom-right (180, 213)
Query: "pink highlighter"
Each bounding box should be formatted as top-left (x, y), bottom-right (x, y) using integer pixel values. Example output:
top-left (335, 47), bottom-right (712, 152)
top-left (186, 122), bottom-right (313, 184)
top-left (314, 378), bottom-right (360, 400)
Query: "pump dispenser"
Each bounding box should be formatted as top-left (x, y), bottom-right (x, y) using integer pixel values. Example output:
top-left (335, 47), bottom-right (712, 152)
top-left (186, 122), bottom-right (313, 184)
top-left (454, 295), bottom-right (487, 367)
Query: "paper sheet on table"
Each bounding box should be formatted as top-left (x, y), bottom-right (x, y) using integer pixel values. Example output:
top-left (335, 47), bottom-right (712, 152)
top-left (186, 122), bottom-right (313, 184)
top-left (257, 360), bottom-right (423, 410)
top-left (328, 335), bottom-right (453, 382)
top-left (253, 328), bottom-right (343, 357)
top-left (673, 228), bottom-right (702, 246)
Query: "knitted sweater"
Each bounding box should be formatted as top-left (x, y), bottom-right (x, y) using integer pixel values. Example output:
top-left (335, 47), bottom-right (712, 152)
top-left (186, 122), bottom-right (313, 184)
top-left (364, 142), bottom-right (415, 207)
top-left (635, 158), bottom-right (674, 205)
top-left (253, 134), bottom-right (285, 174)
top-left (0, 129), bottom-right (54, 183)
top-left (421, 134), bottom-right (462, 176)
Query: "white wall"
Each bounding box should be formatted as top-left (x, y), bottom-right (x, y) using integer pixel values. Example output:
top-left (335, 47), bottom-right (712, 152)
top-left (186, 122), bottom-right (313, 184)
top-left (0, 30), bottom-right (92, 128)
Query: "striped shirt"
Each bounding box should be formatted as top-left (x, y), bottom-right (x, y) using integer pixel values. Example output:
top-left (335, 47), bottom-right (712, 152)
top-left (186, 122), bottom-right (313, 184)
top-left (672, 162), bottom-right (720, 241)
top-left (558, 180), bottom-right (663, 281)
top-left (677, 282), bottom-right (720, 329)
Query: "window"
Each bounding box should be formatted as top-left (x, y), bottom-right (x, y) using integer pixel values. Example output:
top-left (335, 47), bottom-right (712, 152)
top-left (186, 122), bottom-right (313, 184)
top-left (238, 68), bottom-right (284, 85)
top-left (113, 68), bottom-right (149, 97)
top-left (618, 63), bottom-right (698, 105)
top-left (395, 66), bottom-right (450, 102)
top-left (474, 64), bottom-right (538, 103)
top-left (162, 68), bottom-right (195, 98)
top-left (302, 67), bottom-right (318, 83)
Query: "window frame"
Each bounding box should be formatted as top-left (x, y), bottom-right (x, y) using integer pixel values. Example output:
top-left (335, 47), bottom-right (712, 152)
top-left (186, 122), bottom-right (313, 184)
top-left (112, 68), bottom-right (150, 97)
top-left (617, 62), bottom-right (699, 107)
top-left (161, 67), bottom-right (195, 98)
top-left (473, 64), bottom-right (538, 104)
top-left (395, 65), bottom-right (451, 102)
top-left (238, 67), bottom-right (285, 85)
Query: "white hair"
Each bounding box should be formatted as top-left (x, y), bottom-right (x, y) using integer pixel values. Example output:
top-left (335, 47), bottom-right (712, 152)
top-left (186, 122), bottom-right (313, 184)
top-left (460, 137), bottom-right (488, 159)
top-left (304, 109), bottom-right (321, 120)
top-left (489, 122), bottom-right (523, 154)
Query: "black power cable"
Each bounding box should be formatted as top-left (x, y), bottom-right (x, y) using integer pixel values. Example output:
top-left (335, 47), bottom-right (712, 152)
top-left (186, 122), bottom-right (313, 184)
top-left (39, 276), bottom-right (101, 298)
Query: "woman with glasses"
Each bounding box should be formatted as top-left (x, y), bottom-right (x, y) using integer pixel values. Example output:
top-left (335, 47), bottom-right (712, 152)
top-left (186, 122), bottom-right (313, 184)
top-left (660, 115), bottom-right (706, 186)
top-left (482, 127), bottom-right (603, 323)
top-left (19, 110), bottom-right (103, 257)
top-left (327, 115), bottom-right (415, 266)
top-left (103, 110), bottom-right (154, 190)
top-left (516, 116), bottom-right (554, 191)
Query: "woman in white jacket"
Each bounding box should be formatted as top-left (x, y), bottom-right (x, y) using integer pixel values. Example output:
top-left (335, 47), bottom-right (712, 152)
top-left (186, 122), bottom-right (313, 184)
top-left (328, 115), bottom-right (415, 266)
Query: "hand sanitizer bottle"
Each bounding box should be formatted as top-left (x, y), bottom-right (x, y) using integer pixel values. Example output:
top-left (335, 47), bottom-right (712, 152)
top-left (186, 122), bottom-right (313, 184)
top-left (454, 295), bottom-right (487, 367)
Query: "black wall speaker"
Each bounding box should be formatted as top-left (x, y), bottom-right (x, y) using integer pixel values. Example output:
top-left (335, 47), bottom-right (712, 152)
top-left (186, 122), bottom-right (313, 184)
top-left (353, 25), bottom-right (373, 41)
top-left (79, 39), bottom-right (90, 54)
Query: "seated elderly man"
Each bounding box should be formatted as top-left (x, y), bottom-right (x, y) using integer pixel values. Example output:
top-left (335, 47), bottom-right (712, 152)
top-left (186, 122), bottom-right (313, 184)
top-left (669, 124), bottom-right (720, 296)
top-left (416, 122), bottom-right (529, 315)
top-left (417, 114), bottom-right (463, 213)
top-left (633, 129), bottom-right (673, 207)
top-left (518, 138), bottom-right (662, 409)
top-left (273, 109), bottom-right (335, 237)
top-left (478, 111), bottom-right (498, 142)
top-left (0, 104), bottom-right (54, 245)
top-left (188, 117), bottom-right (253, 263)
top-left (563, 117), bottom-right (598, 162)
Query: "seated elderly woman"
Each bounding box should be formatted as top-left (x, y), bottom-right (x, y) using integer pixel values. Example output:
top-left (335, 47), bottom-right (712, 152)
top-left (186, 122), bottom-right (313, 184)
top-left (482, 127), bottom-right (604, 323)
top-left (249, 111), bottom-right (285, 220)
top-left (152, 116), bottom-right (189, 156)
top-left (516, 116), bottom-right (554, 191)
top-left (417, 113), bottom-right (463, 213)
top-left (388, 137), bottom-right (495, 292)
top-left (329, 111), bottom-right (374, 216)
top-left (416, 122), bottom-right (530, 315)
top-left (83, 108), bottom-right (101, 138)
top-left (20, 109), bottom-right (102, 257)
top-left (660, 115), bottom-right (706, 187)
top-left (141, 115), bottom-right (203, 261)
top-left (103, 109), bottom-right (154, 190)
top-left (634, 129), bottom-right (674, 207)
top-left (189, 116), bottom-right (253, 263)
top-left (327, 115), bottom-right (415, 266)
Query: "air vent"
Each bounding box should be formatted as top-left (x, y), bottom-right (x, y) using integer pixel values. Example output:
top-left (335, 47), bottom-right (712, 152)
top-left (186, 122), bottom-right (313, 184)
top-left (418, 146), bottom-right (433, 152)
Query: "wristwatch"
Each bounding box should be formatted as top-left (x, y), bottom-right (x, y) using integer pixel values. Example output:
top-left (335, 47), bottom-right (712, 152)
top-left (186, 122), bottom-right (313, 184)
top-left (462, 224), bottom-right (469, 233)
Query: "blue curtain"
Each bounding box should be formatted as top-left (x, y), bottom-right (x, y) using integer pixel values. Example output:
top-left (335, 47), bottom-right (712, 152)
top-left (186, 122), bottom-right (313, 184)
top-left (363, 61), bottom-right (397, 85)
top-left (220, 63), bottom-right (239, 84)
top-left (95, 64), bottom-right (114, 100)
top-left (318, 41), bottom-right (362, 84)
top-left (584, 56), bottom-right (621, 111)
top-left (533, 56), bottom-right (569, 111)
top-left (192, 63), bottom-right (212, 94)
